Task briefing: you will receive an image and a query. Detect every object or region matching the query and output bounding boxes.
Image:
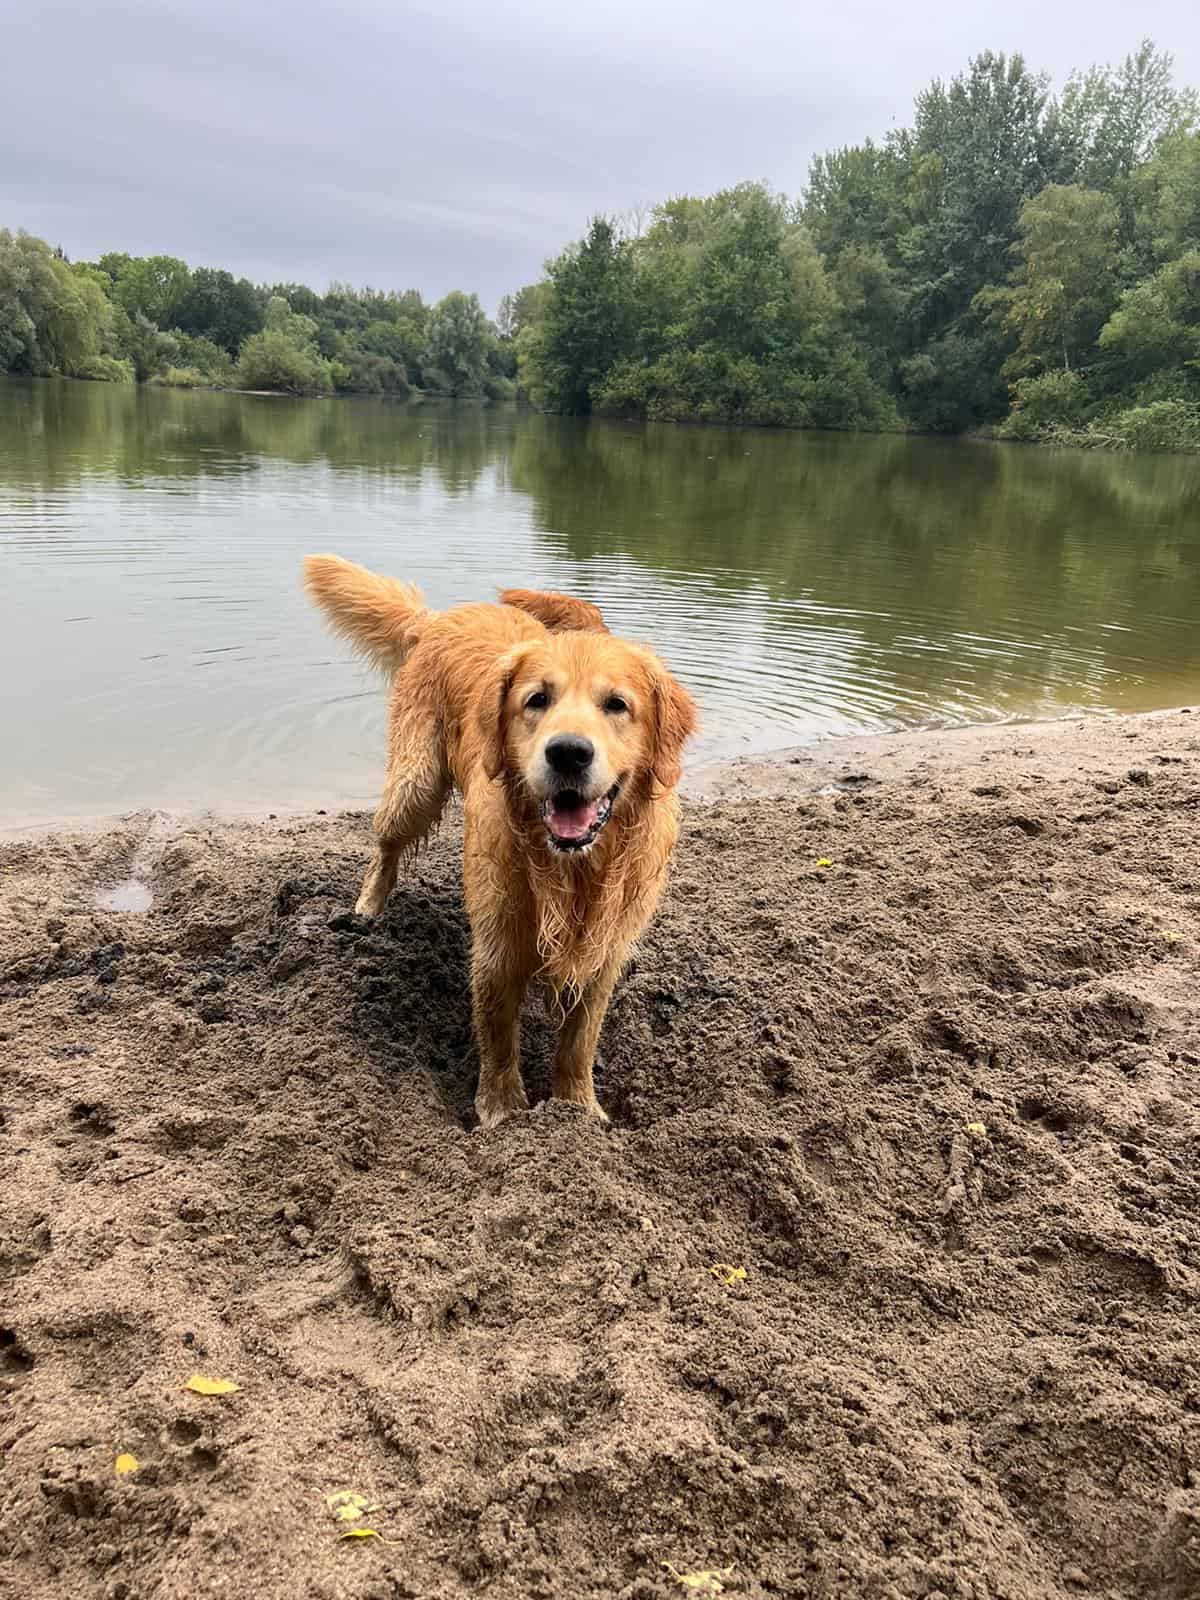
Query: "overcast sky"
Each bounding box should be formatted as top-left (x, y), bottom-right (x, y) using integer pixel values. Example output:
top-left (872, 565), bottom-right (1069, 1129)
top-left (3, 0), bottom-right (1197, 314)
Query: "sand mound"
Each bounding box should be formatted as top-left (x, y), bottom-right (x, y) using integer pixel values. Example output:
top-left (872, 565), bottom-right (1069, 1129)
top-left (2, 713), bottom-right (1199, 1600)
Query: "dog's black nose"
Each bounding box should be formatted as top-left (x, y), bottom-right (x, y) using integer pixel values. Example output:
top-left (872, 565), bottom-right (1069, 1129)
top-left (545, 734), bottom-right (595, 776)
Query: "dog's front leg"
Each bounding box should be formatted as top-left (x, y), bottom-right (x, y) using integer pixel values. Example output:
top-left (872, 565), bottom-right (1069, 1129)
top-left (551, 956), bottom-right (624, 1122)
top-left (472, 955), bottom-right (531, 1129)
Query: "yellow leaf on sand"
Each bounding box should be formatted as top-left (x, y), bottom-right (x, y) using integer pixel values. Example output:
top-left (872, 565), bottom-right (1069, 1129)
top-left (183, 1374), bottom-right (239, 1397)
top-left (1162, 931), bottom-right (1183, 943)
top-left (708, 1263), bottom-right (747, 1288)
top-left (966, 1121), bottom-right (988, 1138)
top-left (339, 1528), bottom-right (399, 1544)
top-left (815, 858), bottom-right (833, 869)
top-left (115, 1453), bottom-right (139, 1476)
top-left (663, 1562), bottom-right (735, 1593)
top-left (326, 1490), bottom-right (378, 1521)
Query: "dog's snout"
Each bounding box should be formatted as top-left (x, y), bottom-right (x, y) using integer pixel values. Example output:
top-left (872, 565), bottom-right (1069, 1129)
top-left (545, 734), bottom-right (595, 776)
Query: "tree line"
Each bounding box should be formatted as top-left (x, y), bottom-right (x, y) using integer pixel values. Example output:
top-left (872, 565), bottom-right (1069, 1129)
top-left (2, 38), bottom-right (1197, 447)
top-left (510, 40), bottom-right (1200, 449)
top-left (0, 238), bottom-right (513, 400)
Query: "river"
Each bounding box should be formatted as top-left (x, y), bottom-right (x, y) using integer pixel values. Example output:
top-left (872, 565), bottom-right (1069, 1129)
top-left (3, 376), bottom-right (1199, 826)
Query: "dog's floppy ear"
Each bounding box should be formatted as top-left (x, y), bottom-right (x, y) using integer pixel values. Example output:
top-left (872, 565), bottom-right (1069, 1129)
top-left (647, 657), bottom-right (697, 791)
top-left (481, 642), bottom-right (536, 782)
top-left (500, 588), bottom-right (609, 634)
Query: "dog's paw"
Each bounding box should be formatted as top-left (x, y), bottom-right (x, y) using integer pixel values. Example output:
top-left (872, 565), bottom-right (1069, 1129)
top-left (552, 1092), bottom-right (610, 1125)
top-left (474, 1083), bottom-right (530, 1131)
top-left (475, 1106), bottom-right (511, 1131)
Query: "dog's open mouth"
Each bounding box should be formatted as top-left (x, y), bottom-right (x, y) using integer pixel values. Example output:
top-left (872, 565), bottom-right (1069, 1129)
top-left (541, 782), bottom-right (620, 851)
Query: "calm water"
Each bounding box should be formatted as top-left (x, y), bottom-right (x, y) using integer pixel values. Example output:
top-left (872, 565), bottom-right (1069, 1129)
top-left (3, 376), bottom-right (1200, 827)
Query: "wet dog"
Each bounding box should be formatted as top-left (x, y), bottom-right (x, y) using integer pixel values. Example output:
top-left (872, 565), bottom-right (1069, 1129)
top-left (304, 555), bottom-right (696, 1126)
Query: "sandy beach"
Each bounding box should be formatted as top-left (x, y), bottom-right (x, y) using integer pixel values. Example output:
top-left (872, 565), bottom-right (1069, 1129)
top-left (2, 707), bottom-right (1199, 1599)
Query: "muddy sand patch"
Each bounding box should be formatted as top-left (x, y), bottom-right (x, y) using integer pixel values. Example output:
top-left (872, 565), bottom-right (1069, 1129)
top-left (2, 711), bottom-right (1199, 1600)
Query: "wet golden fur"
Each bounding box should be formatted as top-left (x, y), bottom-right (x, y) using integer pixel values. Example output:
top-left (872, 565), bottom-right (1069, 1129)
top-left (303, 554), bottom-right (696, 1126)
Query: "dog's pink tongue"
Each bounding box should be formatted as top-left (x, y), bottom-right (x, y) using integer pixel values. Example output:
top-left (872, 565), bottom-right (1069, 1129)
top-left (550, 796), bottom-right (600, 840)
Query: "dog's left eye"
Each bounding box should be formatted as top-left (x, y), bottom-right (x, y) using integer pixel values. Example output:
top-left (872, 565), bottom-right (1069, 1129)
top-left (525, 689), bottom-right (549, 711)
top-left (603, 695), bottom-right (628, 715)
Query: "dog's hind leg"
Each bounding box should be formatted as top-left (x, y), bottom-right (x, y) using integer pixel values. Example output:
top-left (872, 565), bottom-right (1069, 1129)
top-left (356, 723), bottom-right (450, 918)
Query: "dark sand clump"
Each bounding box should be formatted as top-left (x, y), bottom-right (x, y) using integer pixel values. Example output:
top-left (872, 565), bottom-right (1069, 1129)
top-left (2, 710), bottom-right (1199, 1600)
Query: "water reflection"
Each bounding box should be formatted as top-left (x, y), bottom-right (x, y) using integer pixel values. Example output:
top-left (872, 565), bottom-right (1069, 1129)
top-left (2, 377), bottom-right (1198, 826)
top-left (1, 379), bottom-right (512, 497)
top-left (510, 417), bottom-right (1200, 742)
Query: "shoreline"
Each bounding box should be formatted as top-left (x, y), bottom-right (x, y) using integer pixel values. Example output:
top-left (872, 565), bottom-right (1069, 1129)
top-left (4, 703), bottom-right (1195, 844)
top-left (15, 374), bottom-right (1200, 454)
top-left (688, 702), bottom-right (1198, 800)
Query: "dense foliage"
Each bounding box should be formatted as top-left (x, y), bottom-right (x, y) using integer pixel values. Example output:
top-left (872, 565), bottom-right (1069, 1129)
top-left (0, 238), bottom-right (513, 400)
top-left (2, 38), bottom-right (1196, 446)
top-left (513, 40), bottom-right (1200, 447)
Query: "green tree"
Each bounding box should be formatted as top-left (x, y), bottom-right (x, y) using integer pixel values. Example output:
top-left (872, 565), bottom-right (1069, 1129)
top-left (804, 141), bottom-right (910, 265)
top-left (578, 184), bottom-right (895, 430)
top-left (999, 185), bottom-right (1120, 372)
top-left (111, 254), bottom-right (191, 327)
top-left (330, 349), bottom-right (411, 395)
top-left (424, 290), bottom-right (491, 396)
top-left (307, 285), bottom-right (429, 388)
top-left (497, 282), bottom-right (549, 341)
top-left (385, 291), bottom-right (431, 383)
top-left (903, 52), bottom-right (1066, 342)
top-left (1097, 251), bottom-right (1200, 393)
top-left (121, 312), bottom-right (179, 381)
top-left (235, 295), bottom-right (333, 394)
top-left (262, 293), bottom-right (317, 343)
top-left (174, 267), bottom-right (263, 355)
top-left (235, 331), bottom-right (332, 394)
top-left (0, 231), bottom-right (61, 372)
top-left (1059, 40), bottom-right (1197, 192)
top-left (687, 185), bottom-right (796, 358)
top-left (161, 330), bottom-right (234, 385)
top-left (96, 252), bottom-right (132, 284)
top-left (0, 230), bottom-right (126, 379)
top-left (264, 282), bottom-right (323, 318)
top-left (829, 245), bottom-right (906, 377)
top-left (1130, 130), bottom-right (1200, 267)
top-left (898, 331), bottom-right (1008, 432)
top-left (94, 252), bottom-right (132, 289)
top-left (527, 218), bottom-right (634, 413)
top-left (997, 369), bottom-right (1090, 439)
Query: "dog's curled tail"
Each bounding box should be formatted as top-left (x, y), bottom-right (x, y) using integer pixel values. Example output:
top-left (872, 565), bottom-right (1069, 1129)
top-left (500, 588), bottom-right (609, 634)
top-left (303, 554), bottom-right (426, 674)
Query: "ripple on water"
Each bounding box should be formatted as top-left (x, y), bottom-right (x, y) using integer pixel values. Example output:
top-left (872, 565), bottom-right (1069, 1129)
top-left (2, 385), bottom-right (1199, 824)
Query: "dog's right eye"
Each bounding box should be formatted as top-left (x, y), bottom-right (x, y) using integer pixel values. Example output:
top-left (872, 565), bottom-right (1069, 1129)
top-left (524, 689), bottom-right (549, 711)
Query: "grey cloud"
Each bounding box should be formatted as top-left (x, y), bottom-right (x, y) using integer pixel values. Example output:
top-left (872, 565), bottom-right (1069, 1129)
top-left (2, 0), bottom-right (1196, 311)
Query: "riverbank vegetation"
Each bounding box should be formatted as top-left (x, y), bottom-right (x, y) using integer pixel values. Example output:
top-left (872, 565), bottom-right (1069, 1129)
top-left (0, 234), bottom-right (513, 401)
top-left (1, 39), bottom-right (1196, 446)
top-left (511, 40), bottom-right (1199, 448)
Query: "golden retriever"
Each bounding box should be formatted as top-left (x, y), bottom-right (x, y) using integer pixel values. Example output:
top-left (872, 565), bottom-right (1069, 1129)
top-left (303, 555), bottom-right (697, 1127)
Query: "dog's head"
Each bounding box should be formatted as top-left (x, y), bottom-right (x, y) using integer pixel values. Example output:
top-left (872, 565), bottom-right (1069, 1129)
top-left (481, 632), bottom-right (696, 853)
